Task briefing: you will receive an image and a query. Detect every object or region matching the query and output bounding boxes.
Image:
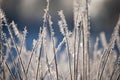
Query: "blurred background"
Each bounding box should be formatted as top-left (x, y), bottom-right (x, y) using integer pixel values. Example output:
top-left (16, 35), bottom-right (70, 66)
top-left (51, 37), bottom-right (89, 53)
top-left (0, 0), bottom-right (120, 50)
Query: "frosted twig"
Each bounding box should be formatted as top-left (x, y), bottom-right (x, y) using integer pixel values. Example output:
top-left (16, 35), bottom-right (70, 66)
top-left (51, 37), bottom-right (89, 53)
top-left (6, 24), bottom-right (27, 79)
top-left (97, 16), bottom-right (120, 80)
top-left (5, 62), bottom-right (16, 80)
top-left (49, 14), bottom-right (59, 80)
top-left (58, 10), bottom-right (72, 80)
top-left (3, 33), bottom-right (22, 80)
top-left (36, 39), bottom-right (43, 80)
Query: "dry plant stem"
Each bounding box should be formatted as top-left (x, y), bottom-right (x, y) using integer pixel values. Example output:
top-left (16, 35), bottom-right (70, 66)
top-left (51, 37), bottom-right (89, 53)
top-left (73, 3), bottom-right (81, 79)
top-left (36, 40), bottom-right (43, 80)
top-left (98, 46), bottom-right (111, 80)
top-left (110, 59), bottom-right (117, 80)
top-left (79, 0), bottom-right (90, 79)
top-left (85, 0), bottom-right (90, 80)
top-left (5, 62), bottom-right (16, 80)
top-left (79, 20), bottom-right (87, 80)
top-left (51, 37), bottom-right (59, 80)
top-left (73, 1), bottom-right (76, 76)
top-left (1, 11), bottom-right (23, 79)
top-left (41, 32), bottom-right (72, 80)
top-left (74, 23), bottom-right (77, 80)
top-left (97, 18), bottom-right (120, 80)
top-left (110, 56), bottom-right (119, 80)
top-left (10, 53), bottom-right (23, 80)
top-left (42, 56), bottom-right (58, 79)
top-left (65, 34), bottom-right (72, 80)
top-left (110, 56), bottom-right (120, 80)
top-left (26, 39), bottom-right (39, 75)
top-left (58, 10), bottom-right (72, 80)
top-left (99, 50), bottom-right (112, 80)
top-left (6, 25), bottom-right (27, 79)
top-left (76, 26), bottom-right (81, 80)
top-left (3, 35), bottom-right (22, 80)
top-left (116, 70), bottom-right (120, 80)
top-left (0, 30), bottom-right (5, 80)
top-left (19, 36), bottom-right (24, 55)
top-left (6, 24), bottom-right (24, 69)
top-left (80, 24), bottom-right (84, 80)
top-left (7, 46), bottom-right (24, 80)
top-left (26, 27), bottom-right (43, 76)
top-left (117, 73), bottom-right (120, 80)
top-left (49, 14), bottom-right (59, 80)
top-left (35, 1), bottom-right (50, 78)
top-left (46, 55), bottom-right (53, 80)
top-left (0, 40), bottom-right (5, 80)
top-left (82, 25), bottom-right (85, 80)
top-left (26, 10), bottom-right (46, 75)
top-left (111, 67), bottom-right (120, 80)
top-left (2, 54), bottom-right (5, 80)
top-left (42, 38), bottom-right (65, 79)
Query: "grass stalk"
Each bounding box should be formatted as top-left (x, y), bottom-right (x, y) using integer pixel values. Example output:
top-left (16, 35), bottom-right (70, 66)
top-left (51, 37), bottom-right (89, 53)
top-left (5, 62), bottom-right (16, 80)
top-left (76, 25), bottom-right (81, 80)
top-left (2, 54), bottom-right (5, 80)
top-left (65, 35), bottom-right (73, 80)
top-left (117, 73), bottom-right (120, 80)
top-left (26, 39), bottom-right (39, 75)
top-left (36, 40), bottom-right (43, 80)
top-left (51, 36), bottom-right (59, 80)
top-left (73, 23), bottom-right (77, 80)
top-left (6, 24), bottom-right (26, 79)
top-left (3, 34), bottom-right (22, 80)
top-left (42, 37), bottom-right (65, 79)
top-left (0, 38), bottom-right (5, 80)
top-left (97, 17), bottom-right (120, 80)
top-left (46, 55), bottom-right (53, 80)
top-left (49, 14), bottom-right (59, 80)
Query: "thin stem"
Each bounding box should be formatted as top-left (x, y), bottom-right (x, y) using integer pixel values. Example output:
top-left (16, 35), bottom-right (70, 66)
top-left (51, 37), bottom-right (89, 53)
top-left (97, 19), bottom-right (120, 80)
top-left (5, 62), bottom-right (16, 80)
top-left (6, 24), bottom-right (26, 78)
top-left (42, 38), bottom-right (65, 79)
top-left (0, 39), bottom-right (5, 80)
top-left (76, 26), bottom-right (81, 80)
top-left (3, 32), bottom-right (22, 80)
top-left (36, 40), bottom-right (43, 80)
top-left (98, 50), bottom-right (112, 80)
top-left (74, 25), bottom-right (77, 80)
top-left (117, 73), bottom-right (120, 80)
top-left (46, 55), bottom-right (53, 80)
top-left (26, 39), bottom-right (39, 75)
top-left (51, 36), bottom-right (59, 80)
top-left (85, 0), bottom-right (90, 79)
top-left (2, 55), bottom-right (5, 80)
top-left (65, 35), bottom-right (73, 80)
top-left (49, 14), bottom-right (59, 80)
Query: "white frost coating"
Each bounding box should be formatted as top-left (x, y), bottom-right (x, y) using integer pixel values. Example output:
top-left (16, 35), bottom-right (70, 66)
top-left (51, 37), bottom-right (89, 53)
top-left (33, 39), bottom-right (37, 49)
top-left (0, 0), bottom-right (120, 80)
top-left (100, 32), bottom-right (108, 49)
top-left (11, 21), bottom-right (20, 38)
top-left (49, 15), bottom-right (55, 36)
top-left (58, 10), bottom-right (67, 27)
top-left (58, 21), bottom-right (65, 35)
top-left (58, 10), bottom-right (70, 37)
top-left (23, 27), bottom-right (27, 38)
top-left (56, 37), bottom-right (65, 53)
top-left (97, 16), bottom-right (120, 80)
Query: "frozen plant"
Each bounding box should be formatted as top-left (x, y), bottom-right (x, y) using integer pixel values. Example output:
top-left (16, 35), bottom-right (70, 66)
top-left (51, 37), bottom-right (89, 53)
top-left (0, 0), bottom-right (120, 80)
